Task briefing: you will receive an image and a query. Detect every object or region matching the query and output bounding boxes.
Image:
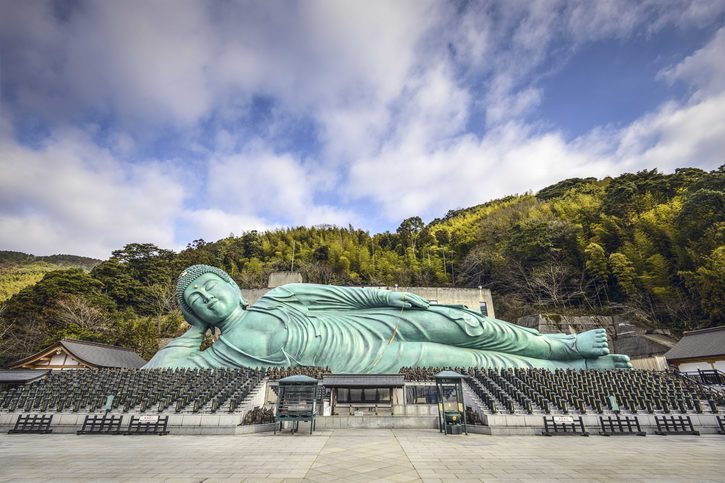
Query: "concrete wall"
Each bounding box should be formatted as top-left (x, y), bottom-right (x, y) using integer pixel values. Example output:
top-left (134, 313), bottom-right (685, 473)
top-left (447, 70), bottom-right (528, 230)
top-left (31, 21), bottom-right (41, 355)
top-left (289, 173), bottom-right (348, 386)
top-left (676, 359), bottom-right (725, 372)
top-left (405, 287), bottom-right (494, 318)
top-left (392, 405), bottom-right (438, 416)
top-left (0, 412), bottom-right (243, 435)
top-left (678, 362), bottom-right (711, 372)
top-left (0, 411), bottom-right (437, 433)
top-left (240, 288), bottom-right (274, 306)
top-left (631, 356), bottom-right (669, 371)
top-left (3, 411), bottom-right (721, 435)
top-left (482, 413), bottom-right (724, 435)
top-left (314, 415), bottom-right (438, 429)
top-left (267, 272), bottom-right (303, 288)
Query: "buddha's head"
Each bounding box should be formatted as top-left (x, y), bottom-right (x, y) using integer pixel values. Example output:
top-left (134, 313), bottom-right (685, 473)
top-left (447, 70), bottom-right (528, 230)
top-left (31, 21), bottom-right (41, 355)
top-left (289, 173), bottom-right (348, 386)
top-left (176, 264), bottom-right (248, 327)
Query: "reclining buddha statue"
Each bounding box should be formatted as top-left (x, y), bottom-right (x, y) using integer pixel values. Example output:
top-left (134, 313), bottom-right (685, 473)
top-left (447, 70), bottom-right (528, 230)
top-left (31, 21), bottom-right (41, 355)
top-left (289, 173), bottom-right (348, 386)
top-left (143, 264), bottom-right (632, 372)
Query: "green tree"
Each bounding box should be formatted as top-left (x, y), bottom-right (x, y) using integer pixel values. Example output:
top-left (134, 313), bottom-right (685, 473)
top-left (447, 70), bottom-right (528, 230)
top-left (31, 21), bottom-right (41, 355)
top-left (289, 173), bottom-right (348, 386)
top-left (397, 216), bottom-right (424, 254)
top-left (584, 243), bottom-right (608, 281)
top-left (682, 246), bottom-right (725, 325)
top-left (608, 253), bottom-right (637, 298)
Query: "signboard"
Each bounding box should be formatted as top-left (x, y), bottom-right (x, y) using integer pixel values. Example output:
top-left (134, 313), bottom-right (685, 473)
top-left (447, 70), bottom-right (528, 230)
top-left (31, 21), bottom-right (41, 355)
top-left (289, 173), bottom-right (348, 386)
top-left (104, 395), bottom-right (114, 412)
top-left (139, 415), bottom-right (159, 423)
top-left (553, 416), bottom-right (574, 424)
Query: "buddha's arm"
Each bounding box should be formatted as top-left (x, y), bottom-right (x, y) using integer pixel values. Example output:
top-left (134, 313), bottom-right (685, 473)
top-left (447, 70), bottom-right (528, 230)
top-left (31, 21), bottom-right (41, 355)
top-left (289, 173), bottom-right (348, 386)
top-left (263, 283), bottom-right (425, 310)
top-left (142, 326), bottom-right (205, 368)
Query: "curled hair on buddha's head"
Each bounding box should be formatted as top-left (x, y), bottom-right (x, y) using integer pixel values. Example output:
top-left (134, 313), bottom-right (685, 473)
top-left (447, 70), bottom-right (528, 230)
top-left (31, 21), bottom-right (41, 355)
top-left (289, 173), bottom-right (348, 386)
top-left (175, 264), bottom-right (248, 326)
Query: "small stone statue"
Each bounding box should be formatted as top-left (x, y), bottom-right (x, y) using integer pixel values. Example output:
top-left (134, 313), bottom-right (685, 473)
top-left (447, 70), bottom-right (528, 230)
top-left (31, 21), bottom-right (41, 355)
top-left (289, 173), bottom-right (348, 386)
top-left (143, 265), bottom-right (632, 372)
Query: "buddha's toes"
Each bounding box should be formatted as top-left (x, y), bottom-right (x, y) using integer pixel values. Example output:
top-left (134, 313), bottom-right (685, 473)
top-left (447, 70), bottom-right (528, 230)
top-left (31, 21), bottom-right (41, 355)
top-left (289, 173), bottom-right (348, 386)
top-left (574, 328), bottom-right (610, 358)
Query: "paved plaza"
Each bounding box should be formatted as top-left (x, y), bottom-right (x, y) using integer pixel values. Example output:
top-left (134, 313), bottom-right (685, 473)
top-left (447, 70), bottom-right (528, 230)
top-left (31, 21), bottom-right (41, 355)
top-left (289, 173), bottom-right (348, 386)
top-left (1, 429), bottom-right (724, 482)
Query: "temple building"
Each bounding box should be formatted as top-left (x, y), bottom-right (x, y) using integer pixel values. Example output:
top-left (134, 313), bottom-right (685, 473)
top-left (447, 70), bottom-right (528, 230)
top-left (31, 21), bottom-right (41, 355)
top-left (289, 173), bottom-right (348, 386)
top-left (664, 326), bottom-right (725, 373)
top-left (0, 369), bottom-right (50, 389)
top-left (8, 339), bottom-right (146, 370)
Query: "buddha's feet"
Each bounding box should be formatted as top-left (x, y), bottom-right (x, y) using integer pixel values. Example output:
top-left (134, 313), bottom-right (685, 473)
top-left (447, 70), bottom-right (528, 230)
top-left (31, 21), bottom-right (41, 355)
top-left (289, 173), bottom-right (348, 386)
top-left (574, 328), bottom-right (610, 358)
top-left (585, 354), bottom-right (633, 369)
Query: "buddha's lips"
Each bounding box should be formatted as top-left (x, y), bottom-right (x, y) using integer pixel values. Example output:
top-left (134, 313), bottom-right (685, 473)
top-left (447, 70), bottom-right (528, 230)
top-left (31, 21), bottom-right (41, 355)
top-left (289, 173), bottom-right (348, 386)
top-left (207, 300), bottom-right (217, 309)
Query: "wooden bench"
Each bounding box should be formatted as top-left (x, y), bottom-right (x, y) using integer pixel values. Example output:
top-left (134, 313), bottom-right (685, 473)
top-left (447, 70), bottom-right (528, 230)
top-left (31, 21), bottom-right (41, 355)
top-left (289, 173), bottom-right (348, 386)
top-left (8, 414), bottom-right (53, 434)
top-left (542, 415), bottom-right (589, 436)
top-left (598, 415), bottom-right (646, 436)
top-left (125, 415), bottom-right (169, 435)
top-left (77, 414), bottom-right (123, 435)
top-left (654, 415), bottom-right (699, 435)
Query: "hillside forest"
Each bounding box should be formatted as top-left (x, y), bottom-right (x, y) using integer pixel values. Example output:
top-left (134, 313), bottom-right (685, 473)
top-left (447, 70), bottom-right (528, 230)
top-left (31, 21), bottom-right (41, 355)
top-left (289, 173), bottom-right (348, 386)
top-left (0, 166), bottom-right (722, 366)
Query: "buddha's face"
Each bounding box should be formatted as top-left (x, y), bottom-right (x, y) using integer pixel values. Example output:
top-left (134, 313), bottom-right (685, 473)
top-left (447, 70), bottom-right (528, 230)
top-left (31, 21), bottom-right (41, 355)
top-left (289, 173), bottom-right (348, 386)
top-left (183, 273), bottom-right (240, 324)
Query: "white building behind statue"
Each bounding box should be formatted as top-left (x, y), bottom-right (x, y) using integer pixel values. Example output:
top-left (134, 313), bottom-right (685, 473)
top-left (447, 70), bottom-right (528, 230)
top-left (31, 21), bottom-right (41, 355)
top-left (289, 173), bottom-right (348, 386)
top-left (664, 326), bottom-right (725, 373)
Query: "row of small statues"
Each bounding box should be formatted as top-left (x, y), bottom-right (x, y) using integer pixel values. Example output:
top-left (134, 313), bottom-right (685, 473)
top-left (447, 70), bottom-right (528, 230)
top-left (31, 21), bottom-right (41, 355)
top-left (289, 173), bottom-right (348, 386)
top-left (242, 407), bottom-right (275, 425)
top-left (265, 367), bottom-right (331, 380)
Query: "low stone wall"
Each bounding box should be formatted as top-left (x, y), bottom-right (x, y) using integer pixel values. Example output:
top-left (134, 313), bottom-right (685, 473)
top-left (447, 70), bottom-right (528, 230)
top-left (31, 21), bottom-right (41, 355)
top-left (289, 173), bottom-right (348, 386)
top-left (0, 412), bottom-right (243, 435)
top-left (2, 411), bottom-right (720, 435)
top-left (236, 422), bottom-right (277, 434)
top-left (392, 405), bottom-right (438, 416)
top-left (315, 415), bottom-right (438, 429)
top-left (483, 413), bottom-right (723, 435)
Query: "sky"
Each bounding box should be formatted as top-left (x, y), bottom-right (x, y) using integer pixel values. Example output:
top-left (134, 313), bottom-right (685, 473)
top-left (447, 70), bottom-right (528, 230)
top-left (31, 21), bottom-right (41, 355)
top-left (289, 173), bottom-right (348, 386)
top-left (1, 0), bottom-right (724, 259)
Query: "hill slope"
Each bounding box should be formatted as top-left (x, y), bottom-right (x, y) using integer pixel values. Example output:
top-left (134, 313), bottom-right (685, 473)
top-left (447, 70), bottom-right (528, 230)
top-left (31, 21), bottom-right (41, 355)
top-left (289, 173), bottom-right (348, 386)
top-left (0, 252), bottom-right (102, 304)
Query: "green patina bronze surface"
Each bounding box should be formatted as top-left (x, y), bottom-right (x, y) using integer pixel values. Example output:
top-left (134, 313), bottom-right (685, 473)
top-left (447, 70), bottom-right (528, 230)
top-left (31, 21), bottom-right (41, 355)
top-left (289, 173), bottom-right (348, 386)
top-left (143, 265), bottom-right (632, 372)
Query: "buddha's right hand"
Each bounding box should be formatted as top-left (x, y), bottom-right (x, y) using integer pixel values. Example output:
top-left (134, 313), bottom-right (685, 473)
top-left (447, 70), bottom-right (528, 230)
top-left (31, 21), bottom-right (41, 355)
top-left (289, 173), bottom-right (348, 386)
top-left (387, 291), bottom-right (430, 309)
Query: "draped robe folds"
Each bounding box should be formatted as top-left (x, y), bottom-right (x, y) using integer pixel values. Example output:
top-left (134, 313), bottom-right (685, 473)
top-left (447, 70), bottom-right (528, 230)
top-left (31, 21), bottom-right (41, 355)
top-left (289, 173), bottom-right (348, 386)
top-left (144, 284), bottom-right (588, 372)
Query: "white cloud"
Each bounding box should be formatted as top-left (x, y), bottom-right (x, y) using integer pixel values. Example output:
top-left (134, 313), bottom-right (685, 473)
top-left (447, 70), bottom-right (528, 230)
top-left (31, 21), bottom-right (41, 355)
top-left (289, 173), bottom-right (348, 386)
top-left (0, 121), bottom-right (185, 258)
top-left (0, 1), bottom-right (216, 127)
top-left (660, 27), bottom-right (725, 98)
top-left (1, 0), bottom-right (724, 256)
top-left (348, 88), bottom-right (725, 222)
top-left (446, 1), bottom-right (725, 127)
top-left (616, 94), bottom-right (725, 173)
top-left (181, 209), bottom-right (274, 243)
top-left (618, 27), bottom-right (725, 171)
top-left (342, 4), bottom-right (725, 223)
top-left (4, 0), bottom-right (720, 142)
top-left (485, 88), bottom-right (542, 126)
top-left (1, 1), bottom-right (436, 130)
top-left (207, 143), bottom-right (355, 227)
top-left (348, 122), bottom-right (605, 219)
